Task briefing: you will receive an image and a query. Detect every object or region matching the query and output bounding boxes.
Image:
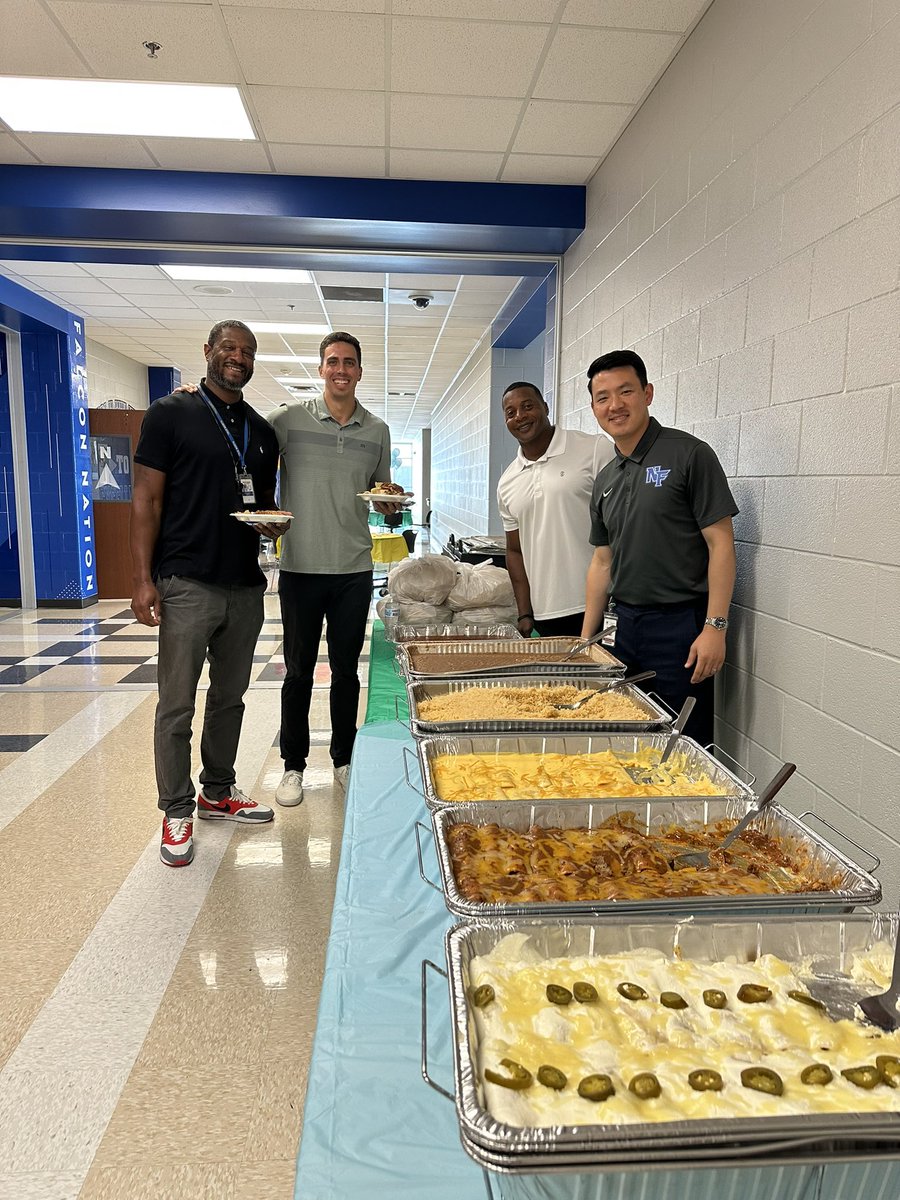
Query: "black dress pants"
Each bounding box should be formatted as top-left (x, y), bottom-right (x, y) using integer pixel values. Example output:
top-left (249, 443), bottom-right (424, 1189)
top-left (278, 569), bottom-right (373, 771)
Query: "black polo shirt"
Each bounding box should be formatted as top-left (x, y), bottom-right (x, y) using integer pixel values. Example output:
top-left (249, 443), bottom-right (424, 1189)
top-left (134, 382), bottom-right (279, 586)
top-left (589, 416), bottom-right (738, 606)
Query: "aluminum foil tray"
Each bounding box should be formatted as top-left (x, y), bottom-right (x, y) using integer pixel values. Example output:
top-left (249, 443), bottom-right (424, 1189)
top-left (392, 623), bottom-right (522, 644)
top-left (407, 677), bottom-right (671, 736)
top-left (443, 913), bottom-right (900, 1167)
top-left (400, 637), bottom-right (625, 680)
top-left (424, 799), bottom-right (880, 919)
top-left (415, 732), bottom-right (755, 811)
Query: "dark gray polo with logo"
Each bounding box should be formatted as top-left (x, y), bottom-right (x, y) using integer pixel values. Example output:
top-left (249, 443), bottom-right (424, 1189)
top-left (589, 416), bottom-right (738, 606)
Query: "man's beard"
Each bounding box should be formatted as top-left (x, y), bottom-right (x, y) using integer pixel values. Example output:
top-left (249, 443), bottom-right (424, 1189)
top-left (207, 362), bottom-right (251, 394)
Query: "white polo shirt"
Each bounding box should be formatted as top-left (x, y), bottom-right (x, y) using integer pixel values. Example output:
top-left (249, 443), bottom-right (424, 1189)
top-left (497, 426), bottom-right (614, 620)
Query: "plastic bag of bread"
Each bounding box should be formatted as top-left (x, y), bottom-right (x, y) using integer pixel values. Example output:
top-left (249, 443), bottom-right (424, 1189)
top-left (393, 601), bottom-right (454, 626)
top-left (387, 554), bottom-right (457, 604)
top-left (447, 561), bottom-right (514, 610)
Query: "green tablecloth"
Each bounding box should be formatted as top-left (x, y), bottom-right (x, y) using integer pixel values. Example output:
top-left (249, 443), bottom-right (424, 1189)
top-left (364, 620), bottom-right (407, 724)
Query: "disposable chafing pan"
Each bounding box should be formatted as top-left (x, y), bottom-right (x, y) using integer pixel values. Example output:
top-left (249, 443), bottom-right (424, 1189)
top-left (406, 676), bottom-right (672, 736)
top-left (418, 799), bottom-right (880, 918)
top-left (400, 637), bottom-right (625, 679)
top-left (391, 623), bottom-right (522, 644)
top-left (425, 913), bottom-right (900, 1169)
top-left (413, 732), bottom-right (755, 811)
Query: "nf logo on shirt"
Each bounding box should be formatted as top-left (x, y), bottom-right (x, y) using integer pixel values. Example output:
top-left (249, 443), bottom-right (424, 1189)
top-left (645, 465), bottom-right (671, 487)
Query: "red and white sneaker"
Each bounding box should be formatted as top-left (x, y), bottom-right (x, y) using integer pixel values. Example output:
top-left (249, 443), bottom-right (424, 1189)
top-left (197, 786), bottom-right (274, 823)
top-left (160, 816), bottom-right (194, 867)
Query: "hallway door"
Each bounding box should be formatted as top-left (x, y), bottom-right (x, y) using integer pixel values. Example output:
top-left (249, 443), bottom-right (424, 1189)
top-left (88, 409), bottom-right (145, 599)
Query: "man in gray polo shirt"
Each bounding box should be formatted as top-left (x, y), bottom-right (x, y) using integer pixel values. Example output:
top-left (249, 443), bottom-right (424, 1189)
top-left (582, 349), bottom-right (738, 745)
top-left (270, 332), bottom-right (398, 806)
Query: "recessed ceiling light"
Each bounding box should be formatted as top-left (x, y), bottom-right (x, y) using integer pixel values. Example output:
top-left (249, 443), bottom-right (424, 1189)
top-left (163, 265), bottom-right (311, 284)
top-left (0, 77), bottom-right (255, 139)
top-left (193, 285), bottom-right (234, 296)
top-left (257, 354), bottom-right (319, 364)
top-left (253, 322), bottom-right (331, 335)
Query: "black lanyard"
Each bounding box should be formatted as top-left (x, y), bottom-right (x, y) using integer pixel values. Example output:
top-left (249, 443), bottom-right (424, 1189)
top-left (199, 386), bottom-right (249, 473)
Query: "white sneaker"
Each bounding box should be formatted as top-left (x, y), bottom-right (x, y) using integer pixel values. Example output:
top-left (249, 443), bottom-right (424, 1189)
top-left (333, 764), bottom-right (350, 791)
top-left (275, 770), bottom-right (304, 806)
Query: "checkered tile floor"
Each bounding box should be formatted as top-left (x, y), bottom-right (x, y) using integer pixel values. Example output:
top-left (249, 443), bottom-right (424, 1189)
top-left (0, 597), bottom-right (374, 691)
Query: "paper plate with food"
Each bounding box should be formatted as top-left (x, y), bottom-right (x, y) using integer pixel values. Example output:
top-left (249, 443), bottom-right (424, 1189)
top-left (231, 509), bottom-right (293, 525)
top-left (358, 482), bottom-right (414, 503)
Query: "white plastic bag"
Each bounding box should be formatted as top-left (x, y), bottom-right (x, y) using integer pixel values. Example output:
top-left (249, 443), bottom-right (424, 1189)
top-left (451, 606), bottom-right (519, 627)
top-left (394, 600), bottom-right (454, 626)
top-left (387, 554), bottom-right (458, 604)
top-left (447, 561), bottom-right (514, 610)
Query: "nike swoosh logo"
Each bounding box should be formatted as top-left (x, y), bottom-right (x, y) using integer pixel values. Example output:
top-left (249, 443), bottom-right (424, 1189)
top-left (602, 488), bottom-right (613, 499)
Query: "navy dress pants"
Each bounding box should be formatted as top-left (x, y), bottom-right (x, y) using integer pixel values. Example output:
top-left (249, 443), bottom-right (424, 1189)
top-left (610, 598), bottom-right (715, 747)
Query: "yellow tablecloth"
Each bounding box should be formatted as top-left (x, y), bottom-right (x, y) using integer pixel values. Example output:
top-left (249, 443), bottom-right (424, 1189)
top-left (370, 531), bottom-right (409, 565)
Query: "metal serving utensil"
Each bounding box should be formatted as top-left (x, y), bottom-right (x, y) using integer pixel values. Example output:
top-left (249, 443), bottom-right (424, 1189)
top-left (552, 670), bottom-right (656, 710)
top-left (558, 630), bottom-right (607, 663)
top-left (858, 927), bottom-right (900, 1031)
top-left (623, 696), bottom-right (695, 784)
top-left (671, 761), bottom-right (796, 869)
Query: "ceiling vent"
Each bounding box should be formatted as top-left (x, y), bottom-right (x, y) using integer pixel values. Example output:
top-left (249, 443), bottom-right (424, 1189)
top-left (320, 285), bottom-right (385, 303)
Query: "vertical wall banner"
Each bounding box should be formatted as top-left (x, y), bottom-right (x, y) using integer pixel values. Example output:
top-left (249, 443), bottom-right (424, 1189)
top-left (67, 315), bottom-right (97, 601)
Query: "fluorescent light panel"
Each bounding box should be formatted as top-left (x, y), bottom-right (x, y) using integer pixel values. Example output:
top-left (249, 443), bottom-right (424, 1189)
top-left (277, 376), bottom-right (319, 385)
top-left (253, 322), bottom-right (331, 335)
top-left (0, 77), bottom-right (255, 139)
top-left (162, 265), bottom-right (311, 284)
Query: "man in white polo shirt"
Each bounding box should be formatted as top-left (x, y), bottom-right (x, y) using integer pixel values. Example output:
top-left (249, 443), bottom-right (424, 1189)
top-left (497, 381), bottom-right (613, 638)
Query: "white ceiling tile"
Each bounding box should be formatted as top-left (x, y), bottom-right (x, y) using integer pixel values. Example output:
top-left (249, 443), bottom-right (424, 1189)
top-left (269, 144), bottom-right (386, 177)
top-left (391, 17), bottom-right (546, 97)
top-left (390, 274), bottom-right (461, 290)
top-left (395, 0), bottom-right (558, 15)
top-left (502, 154), bottom-right (596, 184)
top-left (148, 140), bottom-right (273, 173)
top-left (0, 0), bottom-right (87, 75)
top-left (513, 100), bottom-right (630, 157)
top-left (224, 8), bottom-right (385, 89)
top-left (131, 295), bottom-right (203, 310)
top-left (390, 94), bottom-right (521, 152)
top-left (15, 135), bottom-right (157, 169)
top-left (6, 262), bottom-right (91, 278)
top-left (251, 86), bottom-right (384, 146)
top-left (21, 276), bottom-right (116, 295)
top-left (220, 0), bottom-right (386, 8)
top-left (388, 148), bottom-right (502, 181)
top-left (47, 2), bottom-right (241, 84)
top-left (0, 134), bottom-right (40, 164)
top-left (562, 0), bottom-right (709, 30)
top-left (80, 305), bottom-right (159, 318)
top-left (115, 279), bottom-right (185, 296)
top-left (534, 27), bottom-right (680, 103)
top-left (83, 264), bottom-right (168, 280)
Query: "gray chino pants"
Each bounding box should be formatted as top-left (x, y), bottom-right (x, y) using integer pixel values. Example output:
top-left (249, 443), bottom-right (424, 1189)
top-left (154, 575), bottom-right (265, 818)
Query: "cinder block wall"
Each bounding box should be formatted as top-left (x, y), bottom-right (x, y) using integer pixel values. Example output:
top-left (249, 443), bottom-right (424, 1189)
top-left (430, 337), bottom-right (493, 550)
top-left (86, 340), bottom-right (150, 410)
top-left (559, 0), bottom-right (899, 893)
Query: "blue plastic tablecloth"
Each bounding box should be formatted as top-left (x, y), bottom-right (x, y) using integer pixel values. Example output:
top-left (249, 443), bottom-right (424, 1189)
top-left (294, 723), bottom-right (900, 1200)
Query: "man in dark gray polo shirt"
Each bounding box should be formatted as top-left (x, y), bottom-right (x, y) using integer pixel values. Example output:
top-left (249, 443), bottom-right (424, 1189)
top-left (582, 349), bottom-right (737, 745)
top-left (269, 332), bottom-right (399, 806)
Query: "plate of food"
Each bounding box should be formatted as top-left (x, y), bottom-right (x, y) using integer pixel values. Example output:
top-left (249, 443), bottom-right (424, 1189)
top-left (358, 482), bottom-right (414, 503)
top-left (230, 510), bottom-right (293, 525)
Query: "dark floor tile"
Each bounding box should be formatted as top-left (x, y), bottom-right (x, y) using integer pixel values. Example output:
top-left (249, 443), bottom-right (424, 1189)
top-left (0, 664), bottom-right (54, 684)
top-left (0, 657), bottom-right (25, 664)
top-left (34, 641), bottom-right (99, 656)
top-left (109, 610), bottom-right (137, 620)
top-left (117, 664), bottom-right (159, 684)
top-left (0, 733), bottom-right (47, 751)
top-left (96, 634), bottom-right (160, 642)
top-left (254, 664), bottom-right (286, 681)
top-left (68, 655), bottom-right (154, 665)
top-left (89, 623), bottom-right (139, 634)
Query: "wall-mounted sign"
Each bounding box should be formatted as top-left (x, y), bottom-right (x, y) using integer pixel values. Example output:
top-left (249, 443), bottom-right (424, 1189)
top-left (90, 434), bottom-right (132, 502)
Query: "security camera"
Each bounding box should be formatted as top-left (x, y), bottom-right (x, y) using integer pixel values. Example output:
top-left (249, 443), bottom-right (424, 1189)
top-left (409, 292), bottom-right (433, 309)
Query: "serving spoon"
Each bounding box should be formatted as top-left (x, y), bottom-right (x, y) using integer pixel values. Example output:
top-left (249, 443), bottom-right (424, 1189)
top-left (552, 670), bottom-right (656, 710)
top-left (672, 762), bottom-right (796, 869)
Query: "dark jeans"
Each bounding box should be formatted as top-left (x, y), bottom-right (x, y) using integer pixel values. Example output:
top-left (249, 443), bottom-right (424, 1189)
top-left (611, 598), bottom-right (714, 746)
top-left (155, 576), bottom-right (265, 817)
top-left (278, 569), bottom-right (372, 771)
top-left (533, 611), bottom-right (585, 638)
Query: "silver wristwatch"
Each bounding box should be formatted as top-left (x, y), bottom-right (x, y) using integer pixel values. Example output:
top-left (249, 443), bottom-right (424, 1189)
top-left (704, 616), bottom-right (729, 631)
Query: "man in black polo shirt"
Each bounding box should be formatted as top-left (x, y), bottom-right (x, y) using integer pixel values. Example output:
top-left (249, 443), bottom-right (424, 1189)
top-left (131, 320), bottom-right (284, 867)
top-left (582, 349), bottom-right (737, 745)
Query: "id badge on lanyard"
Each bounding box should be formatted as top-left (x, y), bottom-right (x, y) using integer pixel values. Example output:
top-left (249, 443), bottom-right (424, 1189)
top-left (238, 472), bottom-right (256, 506)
